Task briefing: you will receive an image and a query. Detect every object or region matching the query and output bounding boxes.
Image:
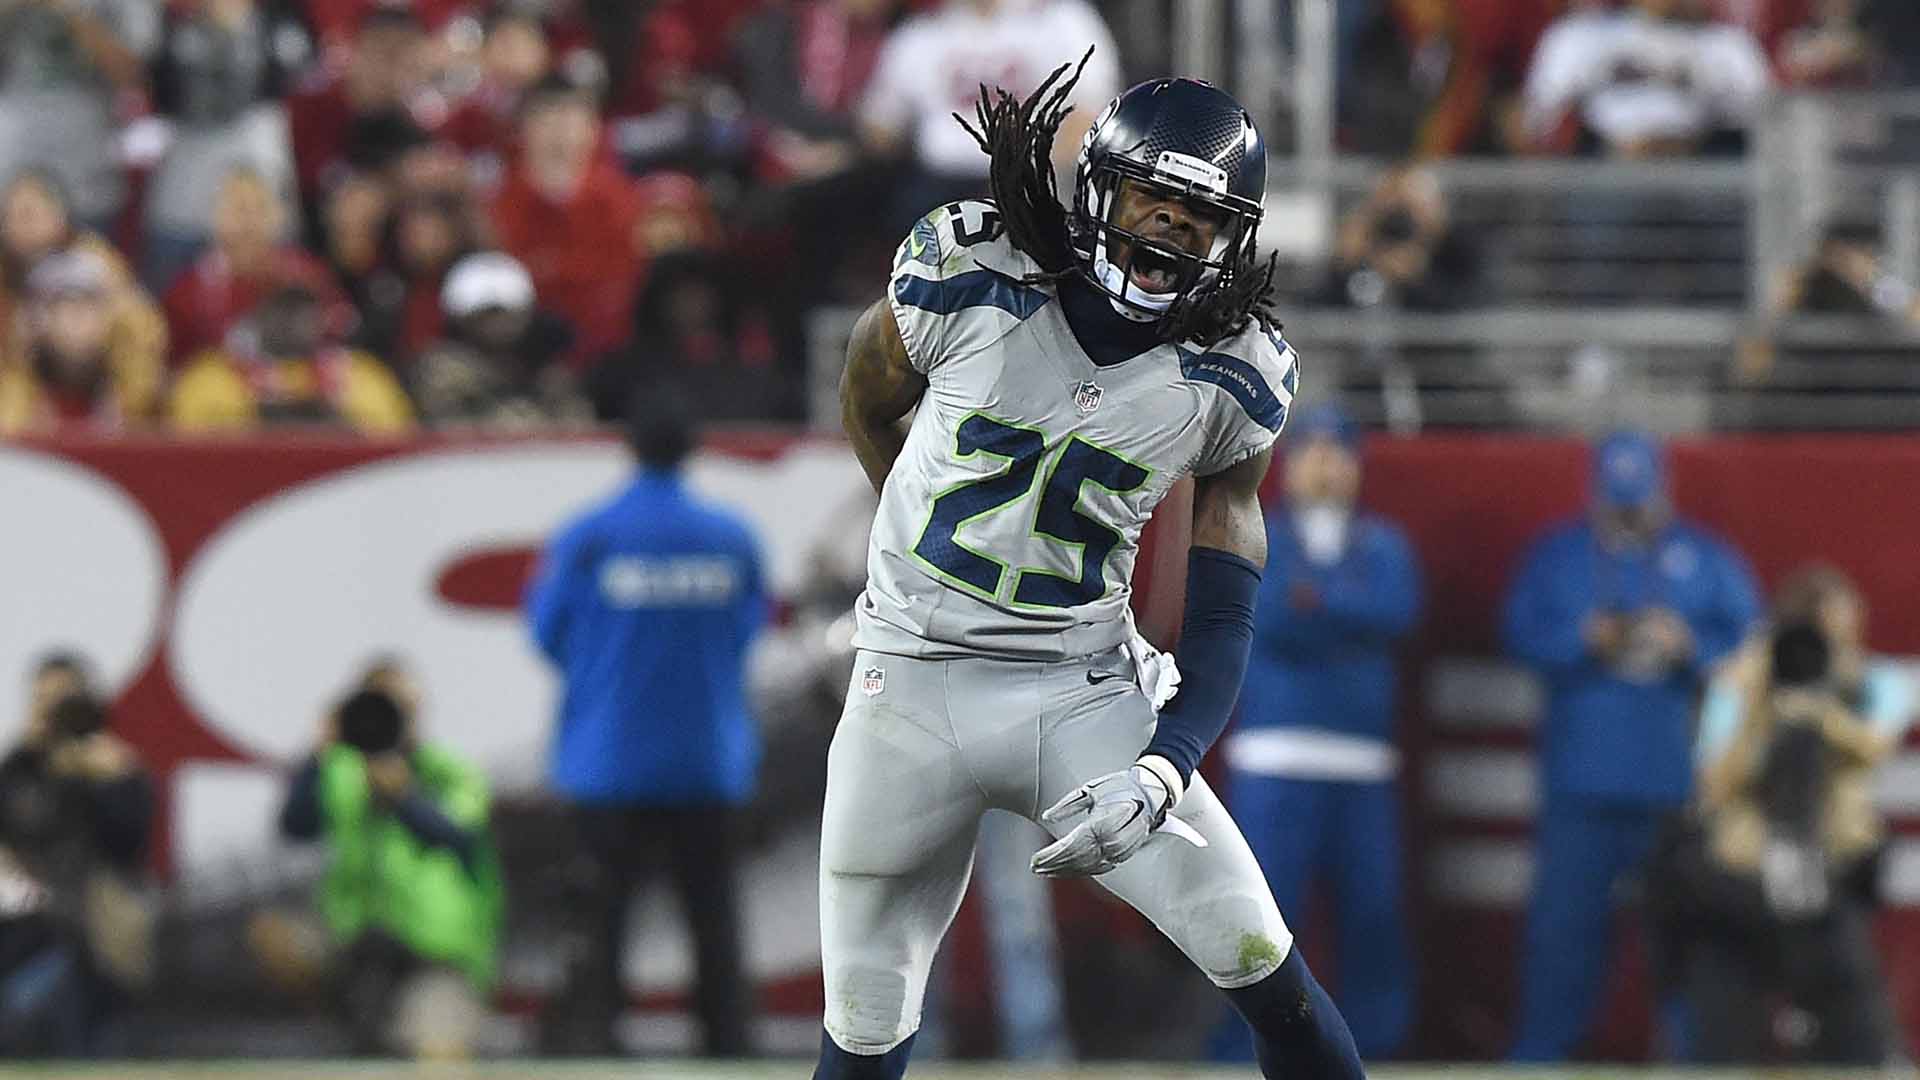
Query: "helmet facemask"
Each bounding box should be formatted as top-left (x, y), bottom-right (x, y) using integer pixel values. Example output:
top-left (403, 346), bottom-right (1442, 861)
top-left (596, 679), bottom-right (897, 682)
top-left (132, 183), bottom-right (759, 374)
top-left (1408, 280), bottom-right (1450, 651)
top-left (1074, 155), bottom-right (1262, 327)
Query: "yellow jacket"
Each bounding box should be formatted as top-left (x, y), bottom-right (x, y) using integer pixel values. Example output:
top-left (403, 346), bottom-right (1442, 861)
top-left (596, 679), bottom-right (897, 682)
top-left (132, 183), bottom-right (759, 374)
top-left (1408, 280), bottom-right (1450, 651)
top-left (0, 235), bottom-right (167, 434)
top-left (169, 348), bottom-right (414, 435)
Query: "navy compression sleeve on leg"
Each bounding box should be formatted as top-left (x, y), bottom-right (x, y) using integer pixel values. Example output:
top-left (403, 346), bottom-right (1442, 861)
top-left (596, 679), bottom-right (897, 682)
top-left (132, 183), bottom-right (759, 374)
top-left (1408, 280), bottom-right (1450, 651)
top-left (1225, 948), bottom-right (1367, 1079)
top-left (1143, 546), bottom-right (1262, 783)
top-left (814, 1029), bottom-right (917, 1080)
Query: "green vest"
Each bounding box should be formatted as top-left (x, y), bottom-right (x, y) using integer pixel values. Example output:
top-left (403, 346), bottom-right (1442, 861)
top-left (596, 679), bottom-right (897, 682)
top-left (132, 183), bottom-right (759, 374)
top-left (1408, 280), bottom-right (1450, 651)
top-left (317, 743), bottom-right (504, 988)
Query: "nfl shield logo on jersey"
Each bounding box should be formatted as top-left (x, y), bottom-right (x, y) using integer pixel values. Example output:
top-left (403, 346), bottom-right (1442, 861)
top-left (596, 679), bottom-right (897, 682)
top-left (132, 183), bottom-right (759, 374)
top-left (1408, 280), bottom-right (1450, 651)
top-left (1073, 379), bottom-right (1104, 414)
top-left (860, 666), bottom-right (886, 696)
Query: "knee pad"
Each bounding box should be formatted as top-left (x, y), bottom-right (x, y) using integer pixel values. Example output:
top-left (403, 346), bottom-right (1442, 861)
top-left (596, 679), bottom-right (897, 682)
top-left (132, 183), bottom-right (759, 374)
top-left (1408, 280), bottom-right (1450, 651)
top-left (1182, 892), bottom-right (1296, 988)
top-left (824, 964), bottom-right (914, 1054)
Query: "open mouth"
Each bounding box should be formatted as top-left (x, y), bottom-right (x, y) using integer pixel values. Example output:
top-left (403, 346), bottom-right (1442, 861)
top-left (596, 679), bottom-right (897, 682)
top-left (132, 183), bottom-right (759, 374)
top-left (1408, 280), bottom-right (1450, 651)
top-left (1127, 245), bottom-right (1184, 293)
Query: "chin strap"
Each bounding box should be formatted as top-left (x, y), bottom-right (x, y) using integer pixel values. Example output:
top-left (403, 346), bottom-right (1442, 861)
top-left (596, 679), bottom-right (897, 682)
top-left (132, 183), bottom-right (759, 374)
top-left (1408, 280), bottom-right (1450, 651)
top-left (1091, 234), bottom-right (1176, 321)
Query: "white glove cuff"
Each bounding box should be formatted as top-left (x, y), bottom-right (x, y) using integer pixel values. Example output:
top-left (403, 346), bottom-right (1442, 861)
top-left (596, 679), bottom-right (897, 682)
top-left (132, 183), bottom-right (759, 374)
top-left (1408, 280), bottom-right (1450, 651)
top-left (1132, 754), bottom-right (1185, 817)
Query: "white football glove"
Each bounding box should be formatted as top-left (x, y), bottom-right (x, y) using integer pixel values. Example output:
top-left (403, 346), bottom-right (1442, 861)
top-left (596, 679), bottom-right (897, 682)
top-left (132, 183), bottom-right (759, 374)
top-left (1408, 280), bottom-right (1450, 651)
top-left (1030, 758), bottom-right (1181, 877)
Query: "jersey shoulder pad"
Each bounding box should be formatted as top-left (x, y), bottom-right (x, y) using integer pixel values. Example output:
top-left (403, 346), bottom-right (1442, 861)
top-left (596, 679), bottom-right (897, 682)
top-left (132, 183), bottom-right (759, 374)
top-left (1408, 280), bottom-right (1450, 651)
top-left (888, 200), bottom-right (1052, 373)
top-left (1179, 322), bottom-right (1300, 448)
top-left (891, 199), bottom-right (1043, 281)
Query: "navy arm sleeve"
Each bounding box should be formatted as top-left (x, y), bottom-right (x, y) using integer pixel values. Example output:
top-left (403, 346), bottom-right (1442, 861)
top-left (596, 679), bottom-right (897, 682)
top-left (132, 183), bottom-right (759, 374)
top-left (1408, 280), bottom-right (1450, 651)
top-left (1144, 547), bottom-right (1262, 783)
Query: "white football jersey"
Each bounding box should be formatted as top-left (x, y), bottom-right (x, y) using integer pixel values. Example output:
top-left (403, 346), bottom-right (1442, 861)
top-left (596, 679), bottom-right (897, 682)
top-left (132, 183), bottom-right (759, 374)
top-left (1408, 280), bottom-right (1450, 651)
top-left (853, 200), bottom-right (1299, 662)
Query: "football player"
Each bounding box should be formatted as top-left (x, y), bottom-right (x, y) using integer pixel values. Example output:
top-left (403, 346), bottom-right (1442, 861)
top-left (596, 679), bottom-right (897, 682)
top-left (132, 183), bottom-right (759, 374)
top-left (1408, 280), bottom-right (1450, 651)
top-left (817, 55), bottom-right (1367, 1079)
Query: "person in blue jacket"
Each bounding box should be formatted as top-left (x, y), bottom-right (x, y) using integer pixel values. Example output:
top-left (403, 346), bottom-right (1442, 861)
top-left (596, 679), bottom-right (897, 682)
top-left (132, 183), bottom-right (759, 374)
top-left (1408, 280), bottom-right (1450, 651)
top-left (525, 387), bottom-right (767, 1057)
top-left (1212, 403), bottom-right (1424, 1061)
top-left (1505, 430), bottom-right (1760, 1061)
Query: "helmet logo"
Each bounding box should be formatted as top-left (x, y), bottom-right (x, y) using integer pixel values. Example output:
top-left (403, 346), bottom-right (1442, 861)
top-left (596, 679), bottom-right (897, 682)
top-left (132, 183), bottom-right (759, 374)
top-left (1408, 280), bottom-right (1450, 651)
top-left (1154, 152), bottom-right (1228, 197)
top-left (1073, 379), bottom-right (1105, 414)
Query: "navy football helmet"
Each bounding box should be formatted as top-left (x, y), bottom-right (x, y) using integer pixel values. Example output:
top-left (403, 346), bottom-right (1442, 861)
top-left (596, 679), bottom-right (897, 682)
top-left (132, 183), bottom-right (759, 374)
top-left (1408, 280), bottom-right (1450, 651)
top-left (1071, 79), bottom-right (1267, 323)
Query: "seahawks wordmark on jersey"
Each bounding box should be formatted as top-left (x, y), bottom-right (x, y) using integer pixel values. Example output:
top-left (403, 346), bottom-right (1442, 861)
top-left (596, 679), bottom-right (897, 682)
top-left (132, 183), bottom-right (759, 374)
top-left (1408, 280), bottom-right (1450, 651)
top-left (855, 200), bottom-right (1298, 662)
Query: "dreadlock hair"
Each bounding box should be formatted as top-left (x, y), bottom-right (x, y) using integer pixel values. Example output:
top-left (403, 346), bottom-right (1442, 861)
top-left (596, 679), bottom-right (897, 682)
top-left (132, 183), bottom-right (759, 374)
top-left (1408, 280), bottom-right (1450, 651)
top-left (1166, 248), bottom-right (1282, 346)
top-left (954, 49), bottom-right (1088, 280)
top-left (955, 49), bottom-right (1282, 347)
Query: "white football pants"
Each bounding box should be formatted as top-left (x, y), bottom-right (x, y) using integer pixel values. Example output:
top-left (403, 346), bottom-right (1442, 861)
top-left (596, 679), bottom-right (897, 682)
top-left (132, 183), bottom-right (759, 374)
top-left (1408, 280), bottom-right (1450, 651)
top-left (819, 646), bottom-right (1294, 1055)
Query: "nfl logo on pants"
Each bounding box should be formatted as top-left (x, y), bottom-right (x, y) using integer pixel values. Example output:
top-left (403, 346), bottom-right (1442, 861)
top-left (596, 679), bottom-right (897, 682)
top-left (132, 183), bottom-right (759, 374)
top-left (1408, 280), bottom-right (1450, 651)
top-left (1073, 380), bottom-right (1104, 413)
top-left (860, 666), bottom-right (885, 696)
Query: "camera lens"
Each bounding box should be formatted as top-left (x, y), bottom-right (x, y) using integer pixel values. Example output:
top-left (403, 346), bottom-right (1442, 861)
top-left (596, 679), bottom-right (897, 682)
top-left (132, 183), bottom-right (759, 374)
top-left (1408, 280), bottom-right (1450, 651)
top-left (48, 693), bottom-right (107, 739)
top-left (1770, 621), bottom-right (1831, 687)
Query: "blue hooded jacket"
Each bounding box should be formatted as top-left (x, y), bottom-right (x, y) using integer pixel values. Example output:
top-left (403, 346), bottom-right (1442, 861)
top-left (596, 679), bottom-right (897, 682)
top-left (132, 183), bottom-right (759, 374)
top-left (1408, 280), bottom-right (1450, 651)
top-left (527, 470), bottom-right (767, 805)
top-left (1240, 507), bottom-right (1424, 743)
top-left (1502, 518), bottom-right (1759, 804)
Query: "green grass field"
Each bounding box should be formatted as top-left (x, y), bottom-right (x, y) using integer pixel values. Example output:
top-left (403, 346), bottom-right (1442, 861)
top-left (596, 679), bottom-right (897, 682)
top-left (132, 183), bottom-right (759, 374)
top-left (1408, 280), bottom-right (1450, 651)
top-left (0, 1065), bottom-right (1903, 1080)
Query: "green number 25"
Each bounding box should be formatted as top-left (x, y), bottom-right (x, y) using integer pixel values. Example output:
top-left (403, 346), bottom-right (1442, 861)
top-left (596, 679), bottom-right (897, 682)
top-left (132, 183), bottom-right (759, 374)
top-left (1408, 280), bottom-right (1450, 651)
top-left (912, 413), bottom-right (1150, 608)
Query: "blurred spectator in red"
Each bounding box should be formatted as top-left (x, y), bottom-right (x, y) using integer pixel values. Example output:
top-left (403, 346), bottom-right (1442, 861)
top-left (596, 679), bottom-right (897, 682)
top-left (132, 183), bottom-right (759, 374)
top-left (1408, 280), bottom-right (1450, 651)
top-left (413, 251), bottom-right (587, 429)
top-left (1, 169), bottom-right (169, 406)
top-left (586, 252), bottom-right (793, 424)
top-left (1774, 0), bottom-right (1920, 87)
top-left (345, 153), bottom-right (485, 368)
top-left (1522, 0), bottom-right (1771, 157)
top-left (587, 2), bottom-right (755, 182)
top-left (586, 0), bottom-right (759, 117)
top-left (632, 171), bottom-right (718, 264)
top-left (0, 250), bottom-right (162, 436)
top-left (732, 0), bottom-right (895, 299)
top-left (164, 168), bottom-right (345, 363)
top-left (735, 0), bottom-right (893, 160)
top-left (302, 0), bottom-right (471, 46)
top-left (319, 171), bottom-right (388, 306)
top-left (170, 279), bottom-right (413, 433)
top-left (1711, 0), bottom-right (1813, 54)
top-left (440, 3), bottom-right (555, 186)
top-left (858, 0), bottom-right (1120, 234)
top-left (491, 73), bottom-right (644, 363)
top-left (391, 136), bottom-right (473, 208)
top-left (287, 4), bottom-right (435, 204)
top-left (0, 0), bottom-right (160, 229)
top-left (142, 0), bottom-right (314, 292)
top-left (1395, 0), bottom-right (1561, 156)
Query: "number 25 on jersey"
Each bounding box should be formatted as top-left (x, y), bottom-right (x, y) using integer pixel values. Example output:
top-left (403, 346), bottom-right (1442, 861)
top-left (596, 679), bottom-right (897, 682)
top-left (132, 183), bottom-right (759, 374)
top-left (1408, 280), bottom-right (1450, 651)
top-left (913, 413), bottom-right (1150, 609)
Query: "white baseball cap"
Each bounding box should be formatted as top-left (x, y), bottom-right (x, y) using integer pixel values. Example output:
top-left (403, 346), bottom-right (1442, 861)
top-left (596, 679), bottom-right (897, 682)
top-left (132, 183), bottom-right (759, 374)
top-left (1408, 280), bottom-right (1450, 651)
top-left (441, 252), bottom-right (535, 317)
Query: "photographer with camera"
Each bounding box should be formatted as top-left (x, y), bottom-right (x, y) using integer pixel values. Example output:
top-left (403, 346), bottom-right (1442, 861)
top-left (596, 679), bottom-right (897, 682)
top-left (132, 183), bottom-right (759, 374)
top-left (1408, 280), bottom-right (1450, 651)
top-left (271, 660), bottom-right (503, 1059)
top-left (0, 652), bottom-right (154, 1057)
top-left (1670, 565), bottom-right (1914, 1063)
top-left (1317, 163), bottom-right (1481, 313)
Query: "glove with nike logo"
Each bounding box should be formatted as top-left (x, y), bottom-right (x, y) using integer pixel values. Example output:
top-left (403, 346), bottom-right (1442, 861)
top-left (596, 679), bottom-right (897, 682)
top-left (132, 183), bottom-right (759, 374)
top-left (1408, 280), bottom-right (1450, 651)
top-left (1030, 756), bottom-right (1183, 877)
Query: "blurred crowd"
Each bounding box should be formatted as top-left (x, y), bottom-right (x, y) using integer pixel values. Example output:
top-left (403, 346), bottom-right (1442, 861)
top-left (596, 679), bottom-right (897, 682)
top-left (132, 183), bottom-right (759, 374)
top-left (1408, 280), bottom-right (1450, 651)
top-left (0, 0), bottom-right (1914, 440)
top-left (1340, 0), bottom-right (1915, 158)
